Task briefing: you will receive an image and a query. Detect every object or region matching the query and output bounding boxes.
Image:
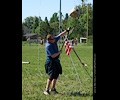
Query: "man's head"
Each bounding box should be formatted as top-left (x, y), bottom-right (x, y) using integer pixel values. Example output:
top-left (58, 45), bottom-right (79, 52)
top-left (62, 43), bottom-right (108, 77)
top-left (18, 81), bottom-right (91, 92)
top-left (47, 34), bottom-right (55, 43)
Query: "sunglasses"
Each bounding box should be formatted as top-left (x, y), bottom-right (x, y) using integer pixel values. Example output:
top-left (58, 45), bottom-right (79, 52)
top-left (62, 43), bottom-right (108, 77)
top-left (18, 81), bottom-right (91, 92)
top-left (50, 38), bottom-right (55, 40)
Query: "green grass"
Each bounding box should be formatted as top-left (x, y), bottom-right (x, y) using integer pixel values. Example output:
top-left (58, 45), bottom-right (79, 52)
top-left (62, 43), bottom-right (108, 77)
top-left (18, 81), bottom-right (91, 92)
top-left (22, 42), bottom-right (93, 100)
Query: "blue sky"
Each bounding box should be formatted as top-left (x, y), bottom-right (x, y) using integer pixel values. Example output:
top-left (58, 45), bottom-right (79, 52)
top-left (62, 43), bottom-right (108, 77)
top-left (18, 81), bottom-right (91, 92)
top-left (22, 0), bottom-right (93, 22)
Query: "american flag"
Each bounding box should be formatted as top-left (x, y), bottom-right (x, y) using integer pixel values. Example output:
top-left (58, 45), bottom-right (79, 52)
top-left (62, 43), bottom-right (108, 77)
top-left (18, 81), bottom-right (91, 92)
top-left (65, 40), bottom-right (73, 55)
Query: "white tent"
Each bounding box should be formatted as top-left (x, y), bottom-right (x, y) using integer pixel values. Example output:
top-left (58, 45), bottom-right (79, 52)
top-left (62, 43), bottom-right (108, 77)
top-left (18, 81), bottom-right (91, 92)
top-left (80, 37), bottom-right (87, 43)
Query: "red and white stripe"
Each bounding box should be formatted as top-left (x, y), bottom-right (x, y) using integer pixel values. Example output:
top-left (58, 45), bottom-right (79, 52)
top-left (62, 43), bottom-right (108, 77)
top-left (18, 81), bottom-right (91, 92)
top-left (65, 40), bottom-right (73, 55)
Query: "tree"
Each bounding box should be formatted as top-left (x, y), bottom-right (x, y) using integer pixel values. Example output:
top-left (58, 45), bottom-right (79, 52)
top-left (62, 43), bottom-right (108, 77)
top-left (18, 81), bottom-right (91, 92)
top-left (38, 17), bottom-right (53, 39)
top-left (49, 22), bottom-right (59, 35)
top-left (49, 13), bottom-right (59, 35)
top-left (22, 3), bottom-right (93, 42)
top-left (50, 12), bottom-right (59, 23)
top-left (88, 4), bottom-right (93, 35)
top-left (68, 4), bottom-right (93, 40)
top-left (22, 24), bottom-right (26, 41)
top-left (23, 16), bottom-right (34, 33)
top-left (62, 13), bottom-right (69, 30)
top-left (31, 16), bottom-right (39, 33)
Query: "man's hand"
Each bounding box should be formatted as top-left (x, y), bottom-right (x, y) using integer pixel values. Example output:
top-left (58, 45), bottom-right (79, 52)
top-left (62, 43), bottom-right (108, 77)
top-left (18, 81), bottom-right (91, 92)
top-left (59, 27), bottom-right (72, 38)
top-left (67, 27), bottom-right (71, 31)
top-left (59, 50), bottom-right (62, 54)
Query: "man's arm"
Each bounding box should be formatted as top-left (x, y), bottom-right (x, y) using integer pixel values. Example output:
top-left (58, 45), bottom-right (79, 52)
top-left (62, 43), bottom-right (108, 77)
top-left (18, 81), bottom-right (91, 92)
top-left (47, 45), bottom-right (62, 58)
top-left (58, 27), bottom-right (71, 38)
top-left (51, 50), bottom-right (62, 58)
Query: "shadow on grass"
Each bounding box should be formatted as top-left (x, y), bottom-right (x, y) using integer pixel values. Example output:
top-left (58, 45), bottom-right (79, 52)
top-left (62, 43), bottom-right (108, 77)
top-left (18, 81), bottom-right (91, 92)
top-left (60, 91), bottom-right (93, 97)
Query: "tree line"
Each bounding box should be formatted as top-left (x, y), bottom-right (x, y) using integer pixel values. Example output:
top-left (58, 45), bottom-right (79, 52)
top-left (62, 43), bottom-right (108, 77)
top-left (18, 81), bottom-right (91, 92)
top-left (22, 3), bottom-right (93, 42)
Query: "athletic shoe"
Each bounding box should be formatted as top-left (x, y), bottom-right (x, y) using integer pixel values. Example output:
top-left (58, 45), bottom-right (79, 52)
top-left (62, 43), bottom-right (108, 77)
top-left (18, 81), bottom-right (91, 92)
top-left (50, 88), bottom-right (58, 94)
top-left (43, 90), bottom-right (50, 95)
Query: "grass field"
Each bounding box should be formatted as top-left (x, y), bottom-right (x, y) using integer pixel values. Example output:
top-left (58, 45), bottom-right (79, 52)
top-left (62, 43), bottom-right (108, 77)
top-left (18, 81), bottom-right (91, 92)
top-left (22, 42), bottom-right (93, 100)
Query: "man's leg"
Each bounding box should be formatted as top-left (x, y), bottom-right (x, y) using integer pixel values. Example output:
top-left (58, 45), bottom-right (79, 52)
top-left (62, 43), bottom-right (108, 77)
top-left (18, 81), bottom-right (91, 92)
top-left (44, 78), bottom-right (52, 95)
top-left (46, 79), bottom-right (51, 91)
top-left (50, 75), bottom-right (59, 93)
top-left (51, 79), bottom-right (57, 90)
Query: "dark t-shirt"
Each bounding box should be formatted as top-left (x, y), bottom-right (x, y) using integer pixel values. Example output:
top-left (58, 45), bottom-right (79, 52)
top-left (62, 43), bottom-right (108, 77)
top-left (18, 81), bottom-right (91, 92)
top-left (45, 35), bottom-right (60, 62)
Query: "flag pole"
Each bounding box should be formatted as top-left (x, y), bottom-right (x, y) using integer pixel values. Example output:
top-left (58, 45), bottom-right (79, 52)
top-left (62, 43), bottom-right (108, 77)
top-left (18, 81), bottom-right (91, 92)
top-left (86, 3), bottom-right (89, 43)
top-left (59, 0), bottom-right (62, 50)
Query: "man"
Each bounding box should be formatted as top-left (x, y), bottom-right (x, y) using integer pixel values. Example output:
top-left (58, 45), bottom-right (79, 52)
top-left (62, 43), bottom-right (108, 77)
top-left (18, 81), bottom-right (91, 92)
top-left (75, 38), bottom-right (77, 46)
top-left (40, 39), bottom-right (43, 46)
top-left (44, 27), bottom-right (71, 95)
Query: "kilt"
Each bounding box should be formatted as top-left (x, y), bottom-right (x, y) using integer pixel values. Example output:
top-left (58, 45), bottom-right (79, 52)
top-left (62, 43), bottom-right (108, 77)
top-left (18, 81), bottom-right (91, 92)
top-left (45, 59), bottom-right (62, 76)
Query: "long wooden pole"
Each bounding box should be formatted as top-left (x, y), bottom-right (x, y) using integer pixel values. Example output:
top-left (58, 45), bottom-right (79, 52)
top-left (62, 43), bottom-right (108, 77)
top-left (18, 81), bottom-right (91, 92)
top-left (86, 4), bottom-right (89, 43)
